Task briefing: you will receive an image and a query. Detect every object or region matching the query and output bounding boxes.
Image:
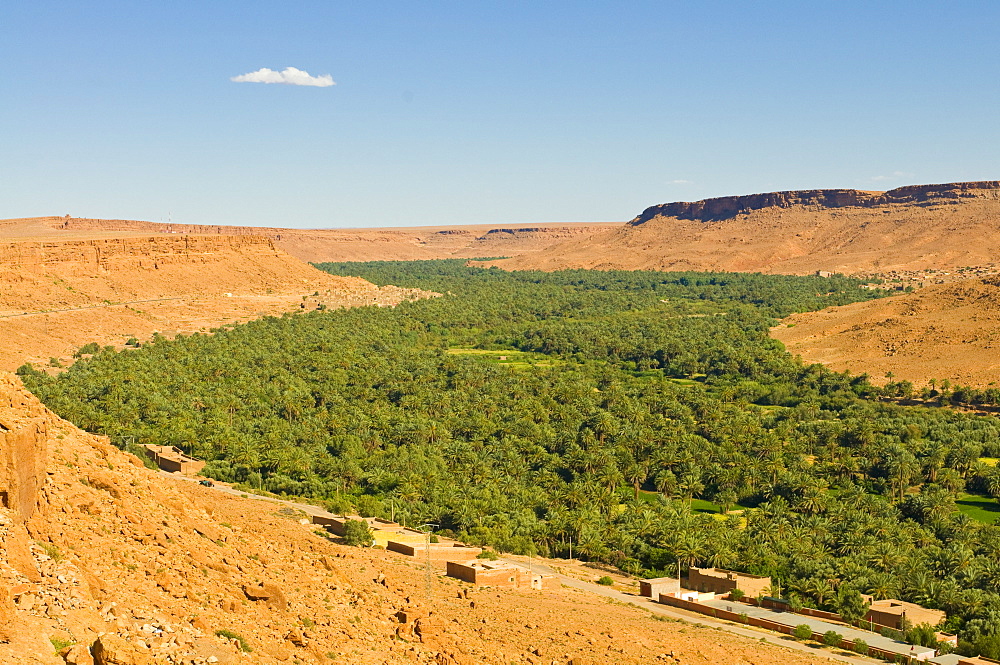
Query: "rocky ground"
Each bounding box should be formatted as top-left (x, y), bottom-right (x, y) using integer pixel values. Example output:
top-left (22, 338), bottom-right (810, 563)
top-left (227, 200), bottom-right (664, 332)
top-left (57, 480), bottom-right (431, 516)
top-left (0, 372), bottom-right (849, 665)
top-left (0, 234), bottom-right (431, 371)
top-left (772, 276), bottom-right (1000, 387)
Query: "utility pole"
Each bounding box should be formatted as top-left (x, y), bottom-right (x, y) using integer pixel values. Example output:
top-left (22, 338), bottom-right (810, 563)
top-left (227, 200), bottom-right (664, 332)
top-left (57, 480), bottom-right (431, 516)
top-left (421, 523), bottom-right (439, 604)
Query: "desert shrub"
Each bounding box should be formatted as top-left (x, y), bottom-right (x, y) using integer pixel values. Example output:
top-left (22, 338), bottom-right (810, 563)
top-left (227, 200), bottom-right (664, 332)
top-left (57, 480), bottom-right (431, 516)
top-left (49, 637), bottom-right (74, 653)
top-left (215, 629), bottom-right (252, 652)
top-left (597, 576), bottom-right (614, 586)
top-left (342, 519), bottom-right (374, 547)
top-left (852, 638), bottom-right (869, 655)
top-left (729, 588), bottom-right (744, 601)
top-left (822, 631), bottom-right (843, 647)
top-left (793, 624), bottom-right (813, 640)
top-left (49, 357), bottom-right (63, 368)
top-left (880, 627), bottom-right (904, 640)
top-left (477, 549), bottom-right (499, 560)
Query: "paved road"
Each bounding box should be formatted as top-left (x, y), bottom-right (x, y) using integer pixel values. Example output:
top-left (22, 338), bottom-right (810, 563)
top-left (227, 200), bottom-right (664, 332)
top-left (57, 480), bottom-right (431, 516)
top-left (700, 597), bottom-right (934, 661)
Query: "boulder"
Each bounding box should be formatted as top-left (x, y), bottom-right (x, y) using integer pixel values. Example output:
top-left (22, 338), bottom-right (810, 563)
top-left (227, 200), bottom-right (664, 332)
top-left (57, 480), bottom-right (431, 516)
top-left (91, 634), bottom-right (152, 665)
top-left (243, 582), bottom-right (287, 610)
top-left (60, 644), bottom-right (95, 665)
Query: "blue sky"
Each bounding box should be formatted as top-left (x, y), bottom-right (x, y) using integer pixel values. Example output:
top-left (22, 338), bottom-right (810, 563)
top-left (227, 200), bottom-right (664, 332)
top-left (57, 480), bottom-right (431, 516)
top-left (2, 1), bottom-right (997, 228)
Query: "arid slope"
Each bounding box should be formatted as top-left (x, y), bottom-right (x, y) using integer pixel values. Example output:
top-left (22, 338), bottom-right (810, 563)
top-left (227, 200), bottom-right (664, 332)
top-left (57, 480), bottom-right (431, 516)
top-left (0, 371), bottom-right (843, 664)
top-left (773, 277), bottom-right (1000, 386)
top-left (494, 181), bottom-right (1000, 275)
top-left (0, 235), bottom-right (426, 371)
top-left (4, 217), bottom-right (622, 264)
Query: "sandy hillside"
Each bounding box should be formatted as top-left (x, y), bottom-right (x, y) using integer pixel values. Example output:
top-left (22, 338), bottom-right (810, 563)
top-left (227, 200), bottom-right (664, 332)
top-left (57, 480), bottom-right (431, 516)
top-left (772, 277), bottom-right (1000, 386)
top-left (2, 217), bottom-right (622, 264)
top-left (0, 371), bottom-right (847, 665)
top-left (0, 235), bottom-right (427, 371)
top-left (492, 181), bottom-right (1000, 275)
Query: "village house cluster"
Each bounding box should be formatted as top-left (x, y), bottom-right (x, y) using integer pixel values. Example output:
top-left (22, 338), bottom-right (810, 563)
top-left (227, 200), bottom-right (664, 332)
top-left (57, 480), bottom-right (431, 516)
top-left (641, 567), bottom-right (960, 662)
top-left (317, 515), bottom-right (557, 591)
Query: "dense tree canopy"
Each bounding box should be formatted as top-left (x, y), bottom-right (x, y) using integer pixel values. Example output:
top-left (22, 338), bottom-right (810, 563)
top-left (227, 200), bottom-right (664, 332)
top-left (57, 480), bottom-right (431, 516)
top-left (20, 262), bottom-right (1000, 656)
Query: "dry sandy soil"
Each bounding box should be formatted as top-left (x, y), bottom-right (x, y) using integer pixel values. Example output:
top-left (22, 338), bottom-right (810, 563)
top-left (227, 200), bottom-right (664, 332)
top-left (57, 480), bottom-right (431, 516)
top-left (773, 277), bottom-right (1000, 387)
top-left (0, 234), bottom-right (428, 372)
top-left (2, 217), bottom-right (622, 264)
top-left (492, 181), bottom-right (1000, 275)
top-left (0, 371), bottom-right (848, 665)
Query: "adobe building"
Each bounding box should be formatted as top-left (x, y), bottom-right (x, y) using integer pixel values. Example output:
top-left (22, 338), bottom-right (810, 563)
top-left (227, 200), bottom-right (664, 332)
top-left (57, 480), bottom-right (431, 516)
top-left (314, 515), bottom-right (399, 536)
top-left (957, 657), bottom-right (1000, 665)
top-left (687, 567), bottom-right (771, 597)
top-left (446, 560), bottom-right (556, 590)
top-left (387, 540), bottom-right (483, 566)
top-left (143, 445), bottom-right (205, 476)
top-left (640, 576), bottom-right (679, 599)
top-left (865, 599), bottom-right (945, 630)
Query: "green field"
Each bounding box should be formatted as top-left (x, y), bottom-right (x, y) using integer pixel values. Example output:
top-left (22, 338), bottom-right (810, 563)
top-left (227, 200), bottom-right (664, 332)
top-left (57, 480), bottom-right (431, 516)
top-left (445, 347), bottom-right (557, 369)
top-left (957, 493), bottom-right (1000, 525)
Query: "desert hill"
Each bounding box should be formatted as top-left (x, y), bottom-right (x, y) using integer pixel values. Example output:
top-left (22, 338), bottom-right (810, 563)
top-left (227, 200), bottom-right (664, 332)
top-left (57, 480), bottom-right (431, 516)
top-left (4, 217), bottom-right (622, 264)
top-left (0, 371), bottom-right (844, 664)
top-left (492, 181), bottom-right (1000, 275)
top-left (0, 234), bottom-right (427, 372)
top-left (772, 277), bottom-right (1000, 387)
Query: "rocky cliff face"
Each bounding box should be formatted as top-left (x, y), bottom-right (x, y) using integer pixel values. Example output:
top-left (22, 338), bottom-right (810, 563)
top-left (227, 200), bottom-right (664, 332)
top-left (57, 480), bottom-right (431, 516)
top-left (0, 373), bottom-right (48, 523)
top-left (0, 235), bottom-right (285, 275)
top-left (632, 181), bottom-right (1000, 224)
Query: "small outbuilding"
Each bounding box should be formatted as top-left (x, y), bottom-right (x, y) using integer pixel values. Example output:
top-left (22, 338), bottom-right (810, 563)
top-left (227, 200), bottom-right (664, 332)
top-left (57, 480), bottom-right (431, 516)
top-left (640, 576), bottom-right (679, 598)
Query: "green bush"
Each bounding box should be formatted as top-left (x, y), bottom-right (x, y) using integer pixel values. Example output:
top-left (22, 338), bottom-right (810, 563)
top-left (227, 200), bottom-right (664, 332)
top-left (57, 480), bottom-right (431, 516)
top-left (822, 630), bottom-right (843, 647)
top-left (49, 637), bottom-right (74, 653)
top-left (342, 519), bottom-right (374, 547)
top-left (215, 629), bottom-right (252, 652)
top-left (477, 549), bottom-right (499, 561)
top-left (597, 576), bottom-right (614, 586)
top-left (852, 638), bottom-right (868, 655)
top-left (793, 624), bottom-right (813, 640)
top-left (729, 588), bottom-right (744, 601)
top-left (73, 342), bottom-right (100, 357)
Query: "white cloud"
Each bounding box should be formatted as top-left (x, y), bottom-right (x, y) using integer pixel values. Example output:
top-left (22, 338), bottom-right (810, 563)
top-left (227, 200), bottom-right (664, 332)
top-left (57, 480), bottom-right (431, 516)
top-left (231, 67), bottom-right (335, 87)
top-left (668, 179), bottom-right (693, 185)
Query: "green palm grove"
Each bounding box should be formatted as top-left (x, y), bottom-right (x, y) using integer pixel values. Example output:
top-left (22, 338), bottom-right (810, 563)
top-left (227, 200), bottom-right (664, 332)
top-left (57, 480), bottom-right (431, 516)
top-left (18, 261), bottom-right (1000, 657)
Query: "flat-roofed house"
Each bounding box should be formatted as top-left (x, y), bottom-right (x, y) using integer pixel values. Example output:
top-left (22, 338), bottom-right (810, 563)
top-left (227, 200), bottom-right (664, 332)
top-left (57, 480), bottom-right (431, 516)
top-left (687, 567), bottom-right (771, 597)
top-left (865, 599), bottom-right (945, 630)
top-left (640, 576), bottom-right (679, 598)
top-left (445, 560), bottom-right (555, 590)
top-left (143, 445), bottom-right (205, 476)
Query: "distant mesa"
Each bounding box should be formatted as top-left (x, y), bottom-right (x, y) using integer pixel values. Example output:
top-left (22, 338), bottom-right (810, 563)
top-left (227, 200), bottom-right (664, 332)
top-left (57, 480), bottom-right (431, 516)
top-left (491, 180), bottom-right (1000, 276)
top-left (632, 181), bottom-right (1000, 225)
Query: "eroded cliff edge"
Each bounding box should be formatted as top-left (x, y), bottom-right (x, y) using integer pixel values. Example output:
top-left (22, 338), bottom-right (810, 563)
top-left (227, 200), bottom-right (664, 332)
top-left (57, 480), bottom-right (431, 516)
top-left (632, 181), bottom-right (1000, 224)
